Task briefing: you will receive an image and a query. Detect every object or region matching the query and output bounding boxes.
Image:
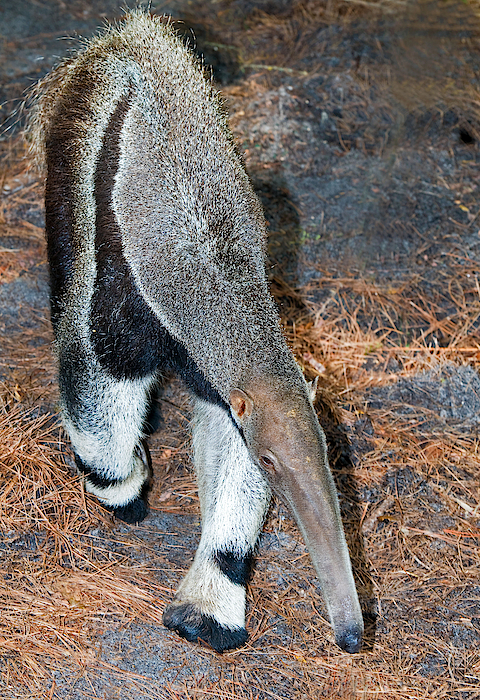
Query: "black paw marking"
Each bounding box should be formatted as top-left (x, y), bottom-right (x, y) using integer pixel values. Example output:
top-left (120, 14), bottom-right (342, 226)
top-left (112, 496), bottom-right (149, 524)
top-left (75, 443), bottom-right (152, 525)
top-left (163, 602), bottom-right (248, 652)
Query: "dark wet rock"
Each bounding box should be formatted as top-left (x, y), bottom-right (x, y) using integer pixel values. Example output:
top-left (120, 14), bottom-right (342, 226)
top-left (367, 362), bottom-right (480, 430)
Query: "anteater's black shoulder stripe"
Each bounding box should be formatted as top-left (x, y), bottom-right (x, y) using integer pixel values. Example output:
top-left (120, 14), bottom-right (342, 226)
top-left (44, 68), bottom-right (102, 327)
top-left (214, 549), bottom-right (254, 586)
top-left (91, 90), bottom-right (165, 380)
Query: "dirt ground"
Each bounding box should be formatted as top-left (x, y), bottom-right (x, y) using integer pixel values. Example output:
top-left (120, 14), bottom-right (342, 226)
top-left (1, 0), bottom-right (480, 698)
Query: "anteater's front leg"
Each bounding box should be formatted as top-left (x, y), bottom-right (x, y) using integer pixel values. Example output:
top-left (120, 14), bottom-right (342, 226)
top-left (163, 398), bottom-right (271, 652)
top-left (59, 342), bottom-right (156, 524)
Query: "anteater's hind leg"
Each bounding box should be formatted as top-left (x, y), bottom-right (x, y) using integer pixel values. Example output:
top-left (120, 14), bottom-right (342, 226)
top-left (59, 344), bottom-right (157, 524)
top-left (163, 397), bottom-right (271, 651)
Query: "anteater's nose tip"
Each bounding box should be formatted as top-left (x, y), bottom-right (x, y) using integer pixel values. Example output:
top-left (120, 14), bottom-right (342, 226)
top-left (336, 624), bottom-right (363, 654)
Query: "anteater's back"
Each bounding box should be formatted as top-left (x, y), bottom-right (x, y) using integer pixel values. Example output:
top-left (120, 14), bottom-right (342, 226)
top-left (29, 11), bottom-right (281, 398)
top-left (30, 11), bottom-right (265, 256)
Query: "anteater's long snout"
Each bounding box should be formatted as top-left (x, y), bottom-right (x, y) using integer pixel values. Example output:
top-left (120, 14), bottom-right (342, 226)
top-left (279, 460), bottom-right (364, 653)
top-left (230, 385), bottom-right (364, 653)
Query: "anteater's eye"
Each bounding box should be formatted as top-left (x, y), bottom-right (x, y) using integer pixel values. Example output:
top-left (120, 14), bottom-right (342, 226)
top-left (259, 455), bottom-right (276, 471)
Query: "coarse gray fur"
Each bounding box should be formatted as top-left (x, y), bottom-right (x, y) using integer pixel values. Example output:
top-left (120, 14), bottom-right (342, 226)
top-left (28, 10), bottom-right (364, 653)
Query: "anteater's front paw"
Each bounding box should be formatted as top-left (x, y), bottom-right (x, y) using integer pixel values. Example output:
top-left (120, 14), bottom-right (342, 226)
top-left (113, 496), bottom-right (149, 524)
top-left (163, 601), bottom-right (248, 652)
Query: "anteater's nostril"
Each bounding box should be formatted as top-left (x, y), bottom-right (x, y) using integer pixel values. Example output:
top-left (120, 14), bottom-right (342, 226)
top-left (336, 623), bottom-right (363, 654)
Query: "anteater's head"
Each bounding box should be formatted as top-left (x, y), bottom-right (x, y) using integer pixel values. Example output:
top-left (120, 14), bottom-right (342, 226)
top-left (229, 377), bottom-right (363, 654)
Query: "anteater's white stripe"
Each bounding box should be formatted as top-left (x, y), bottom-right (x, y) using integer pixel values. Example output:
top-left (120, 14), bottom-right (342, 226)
top-left (63, 361), bottom-right (155, 484)
top-left (193, 398), bottom-right (271, 554)
top-left (172, 558), bottom-right (246, 630)
top-left (83, 448), bottom-right (149, 507)
top-left (169, 398), bottom-right (271, 630)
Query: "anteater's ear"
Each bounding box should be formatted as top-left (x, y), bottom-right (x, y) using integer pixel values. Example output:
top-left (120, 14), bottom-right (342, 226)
top-left (229, 389), bottom-right (254, 422)
top-left (308, 376), bottom-right (319, 404)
